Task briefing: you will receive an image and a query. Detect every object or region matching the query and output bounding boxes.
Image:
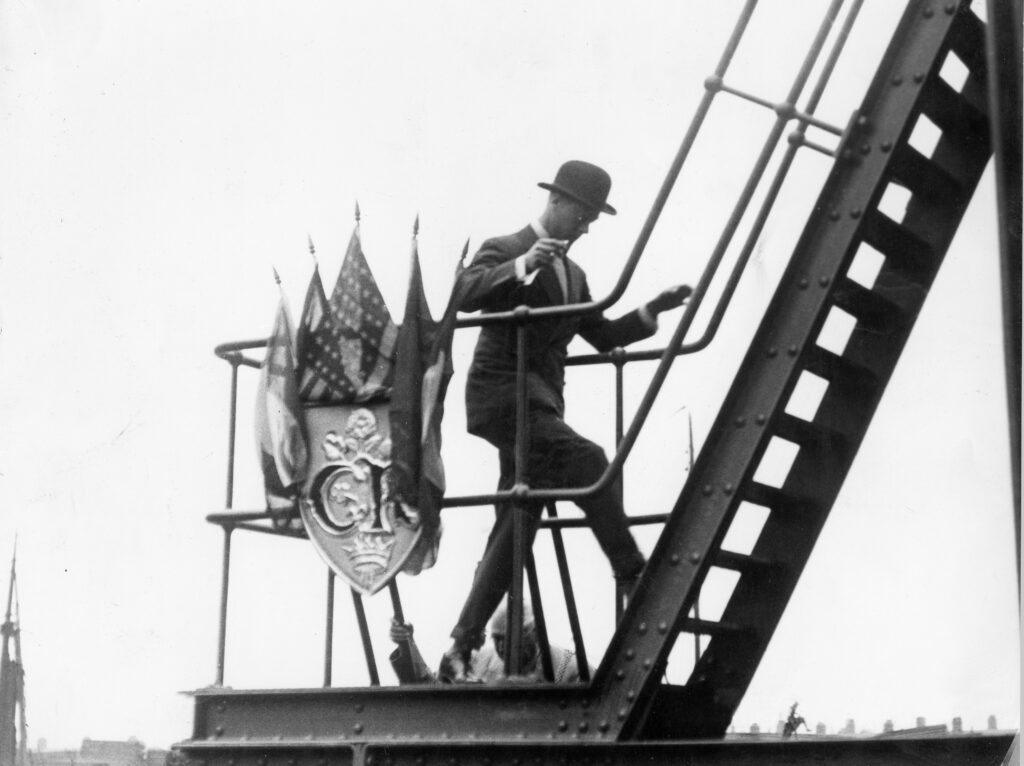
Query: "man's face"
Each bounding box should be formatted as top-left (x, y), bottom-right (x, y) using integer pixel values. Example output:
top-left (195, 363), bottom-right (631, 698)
top-left (550, 197), bottom-right (600, 243)
top-left (491, 630), bottom-right (539, 669)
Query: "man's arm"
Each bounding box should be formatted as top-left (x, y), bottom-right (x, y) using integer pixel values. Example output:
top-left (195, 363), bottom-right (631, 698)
top-left (458, 232), bottom-right (569, 313)
top-left (578, 282), bottom-right (693, 352)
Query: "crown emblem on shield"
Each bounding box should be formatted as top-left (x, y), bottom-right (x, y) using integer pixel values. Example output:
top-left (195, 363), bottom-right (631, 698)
top-left (298, 405), bottom-right (423, 594)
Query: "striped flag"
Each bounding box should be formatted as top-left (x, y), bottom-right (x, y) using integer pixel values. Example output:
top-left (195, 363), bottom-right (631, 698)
top-left (255, 287), bottom-right (308, 511)
top-left (296, 228), bottom-right (398, 403)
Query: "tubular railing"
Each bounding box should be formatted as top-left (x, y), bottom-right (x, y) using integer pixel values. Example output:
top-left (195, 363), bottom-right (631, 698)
top-left (207, 0), bottom-right (869, 687)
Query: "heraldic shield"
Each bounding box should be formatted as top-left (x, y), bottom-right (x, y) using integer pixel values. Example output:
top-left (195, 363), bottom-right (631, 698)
top-left (299, 403), bottom-right (423, 595)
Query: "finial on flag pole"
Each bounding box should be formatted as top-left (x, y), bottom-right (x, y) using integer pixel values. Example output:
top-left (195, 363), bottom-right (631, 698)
top-left (413, 214), bottom-right (420, 238)
top-left (461, 238), bottom-right (470, 263)
top-left (355, 200), bottom-right (361, 224)
top-left (272, 266), bottom-right (282, 286)
top-left (307, 234), bottom-right (318, 265)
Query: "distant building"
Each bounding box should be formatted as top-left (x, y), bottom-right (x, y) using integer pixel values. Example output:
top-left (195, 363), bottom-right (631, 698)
top-left (30, 739), bottom-right (163, 766)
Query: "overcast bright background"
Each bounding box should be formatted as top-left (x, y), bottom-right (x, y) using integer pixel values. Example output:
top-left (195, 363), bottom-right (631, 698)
top-left (0, 0), bottom-right (1017, 750)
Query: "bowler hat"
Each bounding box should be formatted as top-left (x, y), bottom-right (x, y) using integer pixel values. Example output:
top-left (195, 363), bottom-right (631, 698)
top-left (538, 160), bottom-right (617, 215)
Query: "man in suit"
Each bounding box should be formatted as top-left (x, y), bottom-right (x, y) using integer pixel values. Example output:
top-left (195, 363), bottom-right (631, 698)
top-left (441, 160), bottom-right (691, 681)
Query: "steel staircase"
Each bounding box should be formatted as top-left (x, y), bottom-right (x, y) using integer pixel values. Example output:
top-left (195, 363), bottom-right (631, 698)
top-left (595, 0), bottom-right (994, 740)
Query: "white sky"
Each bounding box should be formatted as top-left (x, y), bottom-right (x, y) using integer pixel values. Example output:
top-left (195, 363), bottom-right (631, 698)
top-left (0, 0), bottom-right (1017, 750)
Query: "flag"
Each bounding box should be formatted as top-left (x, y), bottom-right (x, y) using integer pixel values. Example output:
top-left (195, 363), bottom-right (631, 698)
top-left (255, 286), bottom-right (308, 513)
top-left (329, 228), bottom-right (399, 402)
top-left (389, 240), bottom-right (467, 574)
top-left (295, 266), bottom-right (360, 402)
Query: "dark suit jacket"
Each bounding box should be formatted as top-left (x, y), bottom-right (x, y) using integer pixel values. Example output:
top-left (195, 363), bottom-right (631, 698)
top-left (460, 225), bottom-right (655, 437)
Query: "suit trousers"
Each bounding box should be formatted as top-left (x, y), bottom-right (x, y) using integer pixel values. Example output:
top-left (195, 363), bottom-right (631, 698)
top-left (451, 405), bottom-right (645, 649)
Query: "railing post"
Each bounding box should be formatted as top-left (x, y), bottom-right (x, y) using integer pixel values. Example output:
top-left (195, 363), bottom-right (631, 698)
top-left (215, 524), bottom-right (233, 686)
top-left (612, 350), bottom-right (627, 623)
top-left (350, 589), bottom-right (380, 686)
top-left (225, 359), bottom-right (240, 509)
top-left (545, 503), bottom-right (590, 682)
top-left (508, 315), bottom-right (530, 676)
top-left (324, 569), bottom-right (335, 687)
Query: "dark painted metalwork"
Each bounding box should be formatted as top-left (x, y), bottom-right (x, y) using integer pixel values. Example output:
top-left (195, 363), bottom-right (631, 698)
top-left (215, 525), bottom-right (232, 686)
top-left (596, 0), bottom-right (994, 739)
top-left (324, 570), bottom-right (334, 687)
top-left (544, 504), bottom-right (589, 683)
top-left (177, 725), bottom-right (1014, 766)
top-left (225, 360), bottom-right (239, 508)
top-left (186, 0), bottom-right (1011, 757)
top-left (524, 550), bottom-right (555, 681)
top-left (985, 0), bottom-right (1022, 583)
top-left (349, 590), bottom-right (379, 686)
top-left (507, 320), bottom-right (530, 676)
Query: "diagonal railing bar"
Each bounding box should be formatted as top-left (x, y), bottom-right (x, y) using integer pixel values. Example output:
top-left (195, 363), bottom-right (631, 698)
top-left (445, 0), bottom-right (847, 512)
top-left (565, 0), bottom-right (864, 369)
top-left (452, 0), bottom-right (760, 332)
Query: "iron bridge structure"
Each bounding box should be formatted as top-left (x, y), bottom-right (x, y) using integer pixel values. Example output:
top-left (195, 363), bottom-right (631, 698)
top-left (177, 1), bottom-right (1020, 764)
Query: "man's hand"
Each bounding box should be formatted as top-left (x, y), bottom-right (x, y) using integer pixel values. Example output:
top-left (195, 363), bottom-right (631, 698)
top-left (647, 284), bottom-right (693, 315)
top-left (523, 238), bottom-right (569, 273)
top-left (389, 620), bottom-right (414, 644)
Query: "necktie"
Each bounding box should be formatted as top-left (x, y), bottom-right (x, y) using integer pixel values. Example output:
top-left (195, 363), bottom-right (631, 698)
top-left (553, 255), bottom-right (569, 303)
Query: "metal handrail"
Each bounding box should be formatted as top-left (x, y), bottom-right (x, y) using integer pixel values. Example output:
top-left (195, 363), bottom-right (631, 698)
top-left (208, 0), bottom-right (866, 686)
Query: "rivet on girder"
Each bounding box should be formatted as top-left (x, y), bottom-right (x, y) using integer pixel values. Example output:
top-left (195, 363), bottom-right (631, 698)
top-left (767, 347), bottom-right (778, 358)
top-left (578, 722), bottom-right (589, 733)
top-left (945, 2), bottom-right (957, 13)
top-left (581, 698), bottom-right (590, 709)
top-left (625, 648), bottom-right (635, 660)
top-left (798, 278), bottom-right (809, 289)
top-left (735, 416), bottom-right (746, 427)
top-left (914, 72), bottom-right (926, 84)
top-left (638, 622), bottom-right (648, 634)
top-left (658, 621), bottom-right (669, 634)
top-left (214, 726), bottom-right (224, 737)
top-left (643, 658), bottom-right (653, 669)
top-left (860, 143), bottom-right (871, 155)
top-left (787, 346), bottom-right (799, 357)
top-left (353, 723), bottom-right (363, 734)
top-left (850, 208), bottom-right (862, 219)
top-left (618, 708), bottom-right (628, 721)
top-left (828, 209), bottom-right (840, 221)
top-left (626, 690), bottom-right (636, 702)
top-left (689, 551), bottom-right (701, 564)
top-left (355, 704), bottom-right (364, 713)
top-left (558, 720), bottom-right (568, 732)
top-left (923, 6), bottom-right (934, 18)
top-left (599, 721), bottom-right (610, 733)
top-left (723, 483), bottom-right (734, 495)
top-left (616, 669), bottom-right (626, 680)
top-left (891, 75), bottom-right (903, 86)
top-left (756, 414), bottom-right (766, 425)
top-left (819, 276), bottom-right (830, 287)
top-left (881, 141), bottom-right (893, 153)
top-left (669, 553), bottom-right (680, 565)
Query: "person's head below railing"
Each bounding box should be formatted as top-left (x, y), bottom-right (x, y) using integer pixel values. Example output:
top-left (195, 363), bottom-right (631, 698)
top-left (439, 160), bottom-right (692, 683)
